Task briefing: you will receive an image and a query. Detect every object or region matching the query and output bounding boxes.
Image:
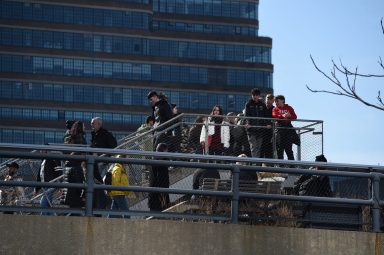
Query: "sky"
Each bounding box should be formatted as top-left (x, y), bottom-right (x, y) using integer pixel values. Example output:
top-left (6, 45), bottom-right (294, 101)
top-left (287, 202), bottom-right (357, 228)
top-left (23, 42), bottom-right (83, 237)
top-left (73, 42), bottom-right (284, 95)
top-left (259, 0), bottom-right (384, 165)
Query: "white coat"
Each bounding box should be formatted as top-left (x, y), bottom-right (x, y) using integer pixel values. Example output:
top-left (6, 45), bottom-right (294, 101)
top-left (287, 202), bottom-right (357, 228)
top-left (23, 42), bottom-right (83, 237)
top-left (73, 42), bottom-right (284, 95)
top-left (199, 119), bottom-right (230, 148)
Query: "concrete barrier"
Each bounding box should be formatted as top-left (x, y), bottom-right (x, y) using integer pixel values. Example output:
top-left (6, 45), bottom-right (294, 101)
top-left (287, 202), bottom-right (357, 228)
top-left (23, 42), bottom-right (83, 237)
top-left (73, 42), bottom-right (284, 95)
top-left (0, 214), bottom-right (380, 255)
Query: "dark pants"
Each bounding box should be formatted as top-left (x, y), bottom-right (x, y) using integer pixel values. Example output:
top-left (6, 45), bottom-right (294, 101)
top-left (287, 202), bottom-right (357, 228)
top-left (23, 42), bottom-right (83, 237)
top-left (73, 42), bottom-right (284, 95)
top-left (154, 132), bottom-right (171, 150)
top-left (277, 128), bottom-right (294, 160)
top-left (261, 130), bottom-right (274, 159)
top-left (148, 166), bottom-right (170, 211)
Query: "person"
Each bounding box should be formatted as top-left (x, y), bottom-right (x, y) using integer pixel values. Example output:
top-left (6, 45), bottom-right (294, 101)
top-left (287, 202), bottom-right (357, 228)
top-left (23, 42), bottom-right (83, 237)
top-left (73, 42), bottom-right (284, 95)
top-left (244, 88), bottom-right (272, 159)
top-left (232, 113), bottom-right (251, 157)
top-left (35, 151), bottom-right (62, 215)
top-left (136, 115), bottom-right (155, 152)
top-left (147, 91), bottom-right (173, 149)
top-left (91, 117), bottom-right (117, 149)
top-left (168, 103), bottom-right (183, 153)
top-left (192, 167), bottom-right (220, 190)
top-left (0, 162), bottom-right (24, 214)
top-left (225, 112), bottom-right (237, 156)
top-left (135, 116), bottom-right (155, 183)
top-left (236, 154), bottom-right (258, 181)
top-left (90, 116), bottom-right (117, 205)
top-left (107, 155), bottom-right (134, 218)
top-left (64, 120), bottom-right (86, 145)
top-left (294, 154), bottom-right (332, 197)
top-left (187, 116), bottom-right (205, 154)
top-left (148, 143), bottom-right (170, 211)
top-left (63, 153), bottom-right (85, 214)
top-left (199, 105), bottom-right (230, 155)
top-left (261, 94), bottom-right (275, 159)
top-left (272, 95), bottom-right (298, 160)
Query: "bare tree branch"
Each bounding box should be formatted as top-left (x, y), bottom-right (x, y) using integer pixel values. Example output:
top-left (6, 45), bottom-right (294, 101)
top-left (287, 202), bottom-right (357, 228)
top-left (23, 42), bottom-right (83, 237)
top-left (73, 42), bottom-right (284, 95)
top-left (306, 19), bottom-right (384, 112)
top-left (381, 17), bottom-right (384, 34)
top-left (307, 56), bottom-right (384, 111)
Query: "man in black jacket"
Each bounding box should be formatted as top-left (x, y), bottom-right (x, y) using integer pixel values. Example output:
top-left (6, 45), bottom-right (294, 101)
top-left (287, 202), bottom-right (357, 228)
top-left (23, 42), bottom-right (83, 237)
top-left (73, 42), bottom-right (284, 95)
top-left (90, 117), bottom-right (117, 212)
top-left (244, 88), bottom-right (271, 159)
top-left (294, 154), bottom-right (332, 197)
top-left (91, 117), bottom-right (117, 149)
top-left (147, 91), bottom-right (173, 149)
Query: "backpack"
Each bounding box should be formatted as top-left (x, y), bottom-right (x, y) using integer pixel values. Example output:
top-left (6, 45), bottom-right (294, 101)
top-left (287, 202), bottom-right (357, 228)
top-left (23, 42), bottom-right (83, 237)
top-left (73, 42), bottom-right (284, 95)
top-left (104, 171), bottom-right (112, 186)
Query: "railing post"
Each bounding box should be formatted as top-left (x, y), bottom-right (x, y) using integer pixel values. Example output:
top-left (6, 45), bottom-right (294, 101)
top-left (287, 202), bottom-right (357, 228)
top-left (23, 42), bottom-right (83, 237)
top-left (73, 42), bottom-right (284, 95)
top-left (297, 132), bottom-right (302, 161)
top-left (85, 155), bottom-right (95, 217)
top-left (204, 121), bottom-right (209, 155)
top-left (371, 171), bottom-right (381, 232)
top-left (231, 164), bottom-right (240, 224)
top-left (272, 121), bottom-right (278, 159)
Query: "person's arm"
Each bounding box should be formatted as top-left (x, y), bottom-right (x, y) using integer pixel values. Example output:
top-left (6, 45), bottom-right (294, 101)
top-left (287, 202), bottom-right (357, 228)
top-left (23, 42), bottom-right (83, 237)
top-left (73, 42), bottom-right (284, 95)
top-left (107, 132), bottom-right (117, 148)
top-left (272, 107), bottom-right (283, 119)
top-left (288, 106), bottom-right (297, 120)
top-left (199, 123), bottom-right (206, 144)
top-left (244, 102), bottom-right (251, 125)
top-left (222, 125), bottom-right (230, 148)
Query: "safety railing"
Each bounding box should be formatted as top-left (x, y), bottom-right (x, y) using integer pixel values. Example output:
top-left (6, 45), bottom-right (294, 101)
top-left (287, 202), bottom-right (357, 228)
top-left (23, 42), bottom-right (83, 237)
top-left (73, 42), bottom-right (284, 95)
top-left (0, 143), bottom-right (383, 232)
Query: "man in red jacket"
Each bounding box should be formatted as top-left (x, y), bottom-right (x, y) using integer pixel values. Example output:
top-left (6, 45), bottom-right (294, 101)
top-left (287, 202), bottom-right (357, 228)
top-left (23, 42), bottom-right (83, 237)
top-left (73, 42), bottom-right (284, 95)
top-left (272, 95), bottom-right (297, 160)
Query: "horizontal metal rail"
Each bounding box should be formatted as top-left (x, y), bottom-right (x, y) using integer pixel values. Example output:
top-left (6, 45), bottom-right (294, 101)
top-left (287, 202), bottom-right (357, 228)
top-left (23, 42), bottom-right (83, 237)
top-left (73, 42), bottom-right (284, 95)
top-left (0, 143), bottom-right (383, 231)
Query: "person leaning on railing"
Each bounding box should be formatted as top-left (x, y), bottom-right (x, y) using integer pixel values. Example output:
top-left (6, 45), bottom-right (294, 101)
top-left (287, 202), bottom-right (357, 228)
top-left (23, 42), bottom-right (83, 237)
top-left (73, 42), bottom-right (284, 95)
top-left (272, 95), bottom-right (298, 160)
top-left (244, 88), bottom-right (272, 159)
top-left (293, 154), bottom-right (332, 197)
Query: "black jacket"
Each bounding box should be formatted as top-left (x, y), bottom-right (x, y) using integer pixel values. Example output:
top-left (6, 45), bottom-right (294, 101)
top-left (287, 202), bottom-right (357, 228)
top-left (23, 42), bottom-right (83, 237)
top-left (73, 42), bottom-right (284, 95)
top-left (244, 99), bottom-right (270, 134)
top-left (192, 168), bottom-right (220, 190)
top-left (64, 160), bottom-right (85, 207)
top-left (91, 127), bottom-right (117, 148)
top-left (294, 174), bottom-right (332, 197)
top-left (152, 99), bottom-right (173, 131)
top-left (36, 159), bottom-right (62, 192)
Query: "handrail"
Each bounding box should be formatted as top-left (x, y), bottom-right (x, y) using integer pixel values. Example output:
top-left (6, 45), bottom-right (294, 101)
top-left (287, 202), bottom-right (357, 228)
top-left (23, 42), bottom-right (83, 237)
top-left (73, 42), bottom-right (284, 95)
top-left (0, 143), bottom-right (382, 231)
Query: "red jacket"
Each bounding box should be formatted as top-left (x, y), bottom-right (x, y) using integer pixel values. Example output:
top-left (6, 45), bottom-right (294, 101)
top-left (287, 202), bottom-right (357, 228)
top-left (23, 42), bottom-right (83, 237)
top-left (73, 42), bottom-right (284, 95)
top-left (272, 104), bottom-right (297, 125)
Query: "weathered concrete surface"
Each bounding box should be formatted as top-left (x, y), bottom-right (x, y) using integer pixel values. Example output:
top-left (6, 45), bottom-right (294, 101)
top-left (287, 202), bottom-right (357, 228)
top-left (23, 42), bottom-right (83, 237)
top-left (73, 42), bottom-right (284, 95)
top-left (0, 214), bottom-right (380, 255)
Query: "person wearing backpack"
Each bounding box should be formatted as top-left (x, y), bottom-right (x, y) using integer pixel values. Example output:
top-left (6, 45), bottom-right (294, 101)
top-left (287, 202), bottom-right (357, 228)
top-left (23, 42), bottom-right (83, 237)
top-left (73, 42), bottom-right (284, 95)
top-left (107, 155), bottom-right (134, 218)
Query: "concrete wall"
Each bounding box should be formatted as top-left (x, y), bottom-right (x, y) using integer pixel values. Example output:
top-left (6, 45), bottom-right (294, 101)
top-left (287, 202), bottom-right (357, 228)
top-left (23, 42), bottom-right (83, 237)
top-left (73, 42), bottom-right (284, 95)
top-left (0, 214), bottom-right (381, 255)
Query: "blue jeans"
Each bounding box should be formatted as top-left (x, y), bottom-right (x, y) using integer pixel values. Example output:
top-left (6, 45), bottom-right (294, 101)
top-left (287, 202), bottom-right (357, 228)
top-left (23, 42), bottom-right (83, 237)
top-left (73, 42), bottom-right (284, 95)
top-left (109, 195), bottom-right (130, 218)
top-left (40, 188), bottom-right (55, 216)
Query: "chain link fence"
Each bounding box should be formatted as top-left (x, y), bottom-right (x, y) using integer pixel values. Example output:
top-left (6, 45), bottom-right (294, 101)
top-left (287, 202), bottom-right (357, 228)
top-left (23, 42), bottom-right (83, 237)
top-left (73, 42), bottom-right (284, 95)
top-left (0, 114), bottom-right (380, 231)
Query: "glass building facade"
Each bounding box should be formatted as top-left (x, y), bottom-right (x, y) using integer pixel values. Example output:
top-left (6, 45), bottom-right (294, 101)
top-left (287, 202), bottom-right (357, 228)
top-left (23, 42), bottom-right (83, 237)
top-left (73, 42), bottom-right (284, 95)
top-left (0, 0), bottom-right (273, 145)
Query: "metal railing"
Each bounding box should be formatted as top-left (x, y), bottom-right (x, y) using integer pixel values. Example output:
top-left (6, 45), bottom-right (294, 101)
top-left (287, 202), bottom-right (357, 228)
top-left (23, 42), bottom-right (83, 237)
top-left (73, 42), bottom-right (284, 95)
top-left (0, 143), bottom-right (383, 232)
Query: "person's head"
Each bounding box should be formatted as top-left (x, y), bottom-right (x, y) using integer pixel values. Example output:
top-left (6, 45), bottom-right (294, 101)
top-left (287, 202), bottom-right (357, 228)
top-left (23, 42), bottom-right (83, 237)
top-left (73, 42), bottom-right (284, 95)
top-left (66, 120), bottom-right (75, 130)
top-left (226, 112), bottom-right (236, 124)
top-left (274, 95), bottom-right (285, 107)
top-left (315, 154), bottom-right (327, 170)
top-left (236, 154), bottom-right (249, 166)
top-left (211, 105), bottom-right (223, 116)
top-left (251, 88), bottom-right (261, 102)
top-left (147, 91), bottom-right (159, 106)
top-left (195, 116), bottom-right (205, 124)
top-left (265, 94), bottom-right (274, 107)
top-left (71, 121), bottom-right (84, 136)
top-left (156, 143), bottom-right (168, 152)
top-left (146, 116), bottom-right (155, 127)
top-left (171, 104), bottom-right (178, 114)
top-left (91, 117), bottom-right (103, 132)
top-left (235, 113), bottom-right (243, 124)
top-left (6, 162), bottom-right (19, 176)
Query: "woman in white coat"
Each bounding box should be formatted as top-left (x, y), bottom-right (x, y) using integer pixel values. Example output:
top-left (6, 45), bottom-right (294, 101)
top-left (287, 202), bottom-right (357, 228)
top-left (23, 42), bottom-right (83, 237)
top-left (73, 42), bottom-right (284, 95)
top-left (200, 105), bottom-right (230, 155)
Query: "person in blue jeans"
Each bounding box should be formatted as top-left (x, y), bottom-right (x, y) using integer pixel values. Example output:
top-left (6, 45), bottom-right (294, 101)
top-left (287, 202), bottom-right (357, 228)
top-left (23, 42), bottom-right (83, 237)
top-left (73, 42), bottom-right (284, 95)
top-left (107, 156), bottom-right (134, 218)
top-left (35, 156), bottom-right (62, 216)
